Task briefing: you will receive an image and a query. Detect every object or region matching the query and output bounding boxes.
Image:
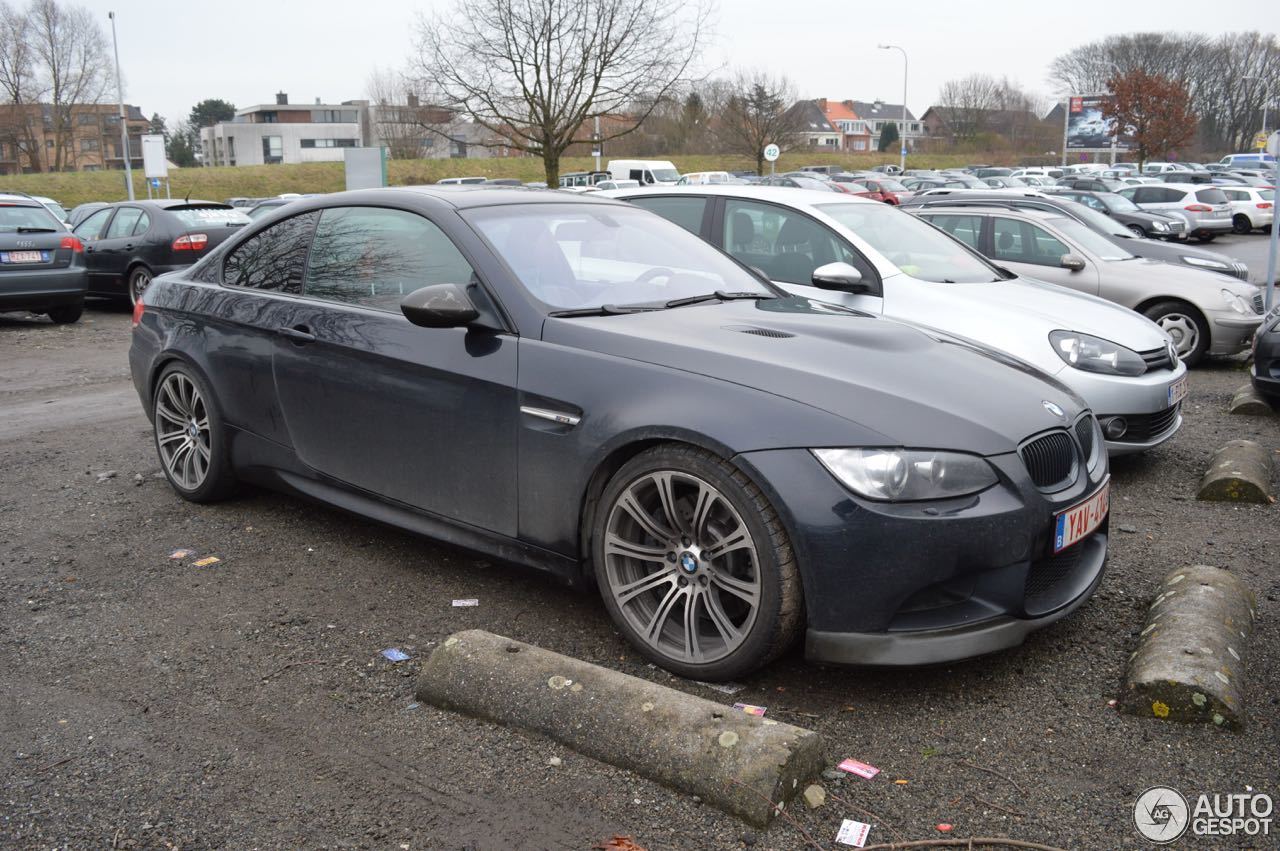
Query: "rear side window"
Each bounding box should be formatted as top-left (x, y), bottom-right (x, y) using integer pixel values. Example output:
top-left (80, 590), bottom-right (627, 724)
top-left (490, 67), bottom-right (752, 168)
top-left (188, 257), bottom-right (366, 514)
top-left (627, 196), bottom-right (707, 236)
top-left (223, 211), bottom-right (320, 293)
top-left (0, 203), bottom-right (62, 231)
top-left (1195, 188), bottom-right (1228, 205)
top-left (303, 207), bottom-right (475, 311)
top-left (106, 207), bottom-right (143, 238)
top-left (132, 211), bottom-right (151, 236)
top-left (923, 214), bottom-right (983, 249)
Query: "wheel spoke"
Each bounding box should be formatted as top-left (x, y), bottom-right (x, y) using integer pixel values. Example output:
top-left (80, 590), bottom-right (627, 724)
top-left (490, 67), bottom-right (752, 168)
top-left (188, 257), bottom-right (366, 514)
top-left (683, 591), bottom-right (702, 661)
top-left (704, 589), bottom-right (743, 646)
top-left (689, 483), bottom-right (717, 543)
top-left (653, 472), bottom-right (685, 537)
top-left (704, 527), bottom-right (751, 561)
top-left (618, 490), bottom-right (676, 543)
top-left (157, 429), bottom-right (186, 446)
top-left (710, 568), bottom-right (760, 607)
top-left (161, 382), bottom-right (186, 418)
top-left (642, 584), bottom-right (684, 646)
top-left (604, 533), bottom-right (669, 564)
top-left (614, 567), bottom-right (677, 605)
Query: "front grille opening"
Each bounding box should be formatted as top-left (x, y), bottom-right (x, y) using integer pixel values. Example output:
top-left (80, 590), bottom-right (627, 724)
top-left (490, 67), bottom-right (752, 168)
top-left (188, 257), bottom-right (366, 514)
top-left (1025, 545), bottom-right (1086, 616)
top-left (1105, 405), bottom-right (1180, 443)
top-left (1254, 292), bottom-right (1265, 315)
top-left (1020, 431), bottom-right (1077, 490)
top-left (1138, 347), bottom-right (1175, 371)
top-left (1074, 417), bottom-right (1095, 460)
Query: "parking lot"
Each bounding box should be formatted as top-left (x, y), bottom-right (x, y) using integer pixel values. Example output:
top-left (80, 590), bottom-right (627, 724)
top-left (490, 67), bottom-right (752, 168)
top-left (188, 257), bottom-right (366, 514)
top-left (2, 242), bottom-right (1279, 849)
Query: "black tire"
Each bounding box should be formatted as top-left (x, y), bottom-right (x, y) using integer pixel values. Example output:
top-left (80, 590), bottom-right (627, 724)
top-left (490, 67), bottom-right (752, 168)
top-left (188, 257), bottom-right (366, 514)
top-left (46, 303), bottom-right (82, 324)
top-left (592, 443), bottom-right (803, 680)
top-left (128, 266), bottom-right (153, 306)
top-left (1232, 214), bottom-right (1252, 235)
top-left (1142, 300), bottom-right (1210, 367)
top-left (1127, 224), bottom-right (1147, 238)
top-left (151, 362), bottom-right (238, 503)
top-left (1196, 233), bottom-right (1216, 243)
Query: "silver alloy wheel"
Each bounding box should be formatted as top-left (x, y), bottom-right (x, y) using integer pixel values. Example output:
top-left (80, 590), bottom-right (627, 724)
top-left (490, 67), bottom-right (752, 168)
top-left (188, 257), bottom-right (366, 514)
top-left (603, 470), bottom-right (761, 665)
top-left (130, 268), bottom-right (151, 305)
top-left (155, 372), bottom-right (211, 490)
top-left (1156, 313), bottom-right (1200, 359)
top-left (1127, 224), bottom-right (1146, 238)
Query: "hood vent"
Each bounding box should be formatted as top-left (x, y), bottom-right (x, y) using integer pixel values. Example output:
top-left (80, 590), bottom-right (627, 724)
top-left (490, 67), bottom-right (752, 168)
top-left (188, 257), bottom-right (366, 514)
top-left (723, 325), bottom-right (795, 339)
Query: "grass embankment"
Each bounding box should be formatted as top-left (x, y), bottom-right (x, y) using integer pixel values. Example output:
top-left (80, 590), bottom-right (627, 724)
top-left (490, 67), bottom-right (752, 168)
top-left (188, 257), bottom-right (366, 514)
top-left (4, 152), bottom-right (984, 208)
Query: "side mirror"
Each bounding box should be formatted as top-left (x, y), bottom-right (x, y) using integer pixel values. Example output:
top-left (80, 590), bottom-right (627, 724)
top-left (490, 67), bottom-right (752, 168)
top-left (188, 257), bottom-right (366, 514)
top-left (400, 283), bottom-right (480, 328)
top-left (811, 262), bottom-right (869, 293)
top-left (1060, 254), bottom-right (1086, 272)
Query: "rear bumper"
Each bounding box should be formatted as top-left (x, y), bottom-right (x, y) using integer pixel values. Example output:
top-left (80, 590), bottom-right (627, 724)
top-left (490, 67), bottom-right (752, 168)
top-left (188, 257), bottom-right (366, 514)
top-left (0, 267), bottom-right (87, 312)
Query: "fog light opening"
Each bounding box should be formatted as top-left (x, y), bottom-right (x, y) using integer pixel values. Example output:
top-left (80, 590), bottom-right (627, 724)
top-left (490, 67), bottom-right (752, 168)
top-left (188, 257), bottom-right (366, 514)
top-left (1102, 417), bottom-right (1128, 440)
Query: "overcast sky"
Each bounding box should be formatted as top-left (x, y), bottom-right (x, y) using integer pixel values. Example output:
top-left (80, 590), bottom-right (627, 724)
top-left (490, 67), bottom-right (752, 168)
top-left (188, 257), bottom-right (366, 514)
top-left (94, 0), bottom-right (1265, 127)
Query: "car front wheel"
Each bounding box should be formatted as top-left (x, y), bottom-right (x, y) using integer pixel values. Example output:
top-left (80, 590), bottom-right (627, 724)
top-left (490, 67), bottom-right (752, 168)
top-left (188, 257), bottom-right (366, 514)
top-left (152, 363), bottom-right (237, 502)
top-left (46, 304), bottom-right (82, 324)
top-left (1127, 224), bottom-right (1147, 238)
top-left (1143, 300), bottom-right (1209, 367)
top-left (593, 444), bottom-right (803, 680)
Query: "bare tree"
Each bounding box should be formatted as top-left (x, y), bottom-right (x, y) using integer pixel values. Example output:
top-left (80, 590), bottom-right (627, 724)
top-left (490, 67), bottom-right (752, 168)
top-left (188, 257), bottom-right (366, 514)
top-left (718, 70), bottom-right (801, 174)
top-left (28, 0), bottom-right (109, 171)
top-left (367, 67), bottom-right (438, 160)
top-left (0, 1), bottom-right (42, 171)
top-left (410, 0), bottom-right (710, 184)
top-left (935, 73), bottom-right (1001, 142)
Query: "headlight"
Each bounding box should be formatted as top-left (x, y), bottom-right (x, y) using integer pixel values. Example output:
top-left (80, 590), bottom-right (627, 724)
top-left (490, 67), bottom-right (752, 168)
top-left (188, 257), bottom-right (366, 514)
top-left (1220, 289), bottom-right (1250, 315)
top-left (1151, 220), bottom-right (1168, 231)
top-left (1049, 330), bottom-right (1147, 376)
top-left (1183, 256), bottom-right (1230, 271)
top-left (813, 448), bottom-right (997, 502)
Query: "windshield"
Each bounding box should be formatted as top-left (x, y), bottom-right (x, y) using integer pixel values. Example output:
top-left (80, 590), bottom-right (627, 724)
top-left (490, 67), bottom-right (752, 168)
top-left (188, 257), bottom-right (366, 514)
top-left (0, 204), bottom-right (63, 231)
top-left (1065, 203), bottom-right (1128, 237)
top-left (1052, 217), bottom-right (1135, 260)
top-left (463, 203), bottom-right (772, 310)
top-left (1098, 193), bottom-right (1140, 212)
top-left (170, 206), bottom-right (251, 227)
top-left (816, 203), bottom-right (1001, 284)
top-left (651, 169), bottom-right (680, 182)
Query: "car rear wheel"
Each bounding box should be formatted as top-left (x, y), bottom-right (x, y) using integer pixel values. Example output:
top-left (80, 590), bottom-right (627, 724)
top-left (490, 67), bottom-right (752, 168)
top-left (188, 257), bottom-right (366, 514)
top-left (152, 363), bottom-right (237, 502)
top-left (1127, 224), bottom-right (1147, 238)
top-left (129, 266), bottom-right (152, 306)
top-left (593, 444), bottom-right (803, 680)
top-left (46, 304), bottom-right (82, 324)
top-left (1143, 300), bottom-right (1209, 367)
top-left (1196, 233), bottom-right (1216, 243)
top-left (1232, 214), bottom-right (1253, 234)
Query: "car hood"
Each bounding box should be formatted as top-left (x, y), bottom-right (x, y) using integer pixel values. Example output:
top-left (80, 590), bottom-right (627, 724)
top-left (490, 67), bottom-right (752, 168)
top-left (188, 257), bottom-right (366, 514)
top-left (1108, 233), bottom-right (1244, 270)
top-left (885, 274), bottom-right (1169, 368)
top-left (1106, 257), bottom-right (1260, 299)
top-left (542, 297), bottom-right (1085, 456)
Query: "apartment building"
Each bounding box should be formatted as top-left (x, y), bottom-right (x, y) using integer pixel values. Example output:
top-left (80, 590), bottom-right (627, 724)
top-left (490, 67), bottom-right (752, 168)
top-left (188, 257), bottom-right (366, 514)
top-left (0, 103), bottom-right (147, 175)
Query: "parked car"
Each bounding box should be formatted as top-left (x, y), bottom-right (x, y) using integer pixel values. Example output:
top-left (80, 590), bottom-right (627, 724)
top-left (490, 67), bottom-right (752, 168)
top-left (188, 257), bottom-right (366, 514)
top-left (1157, 172), bottom-right (1214, 185)
top-left (1117, 184), bottom-right (1234, 242)
top-left (1120, 177), bottom-right (1161, 186)
top-left (482, 178), bottom-right (524, 186)
top-left (869, 164), bottom-right (903, 174)
top-left (984, 176), bottom-right (1029, 189)
top-left (899, 190), bottom-right (1248, 282)
top-left (974, 168), bottom-right (1014, 179)
top-left (73, 200), bottom-right (250, 304)
top-left (1142, 162), bottom-right (1192, 174)
top-left (0, 190), bottom-right (69, 226)
top-left (0, 192), bottom-right (87, 323)
top-left (245, 198), bottom-right (299, 220)
top-left (758, 174), bottom-right (841, 192)
top-left (558, 171), bottom-right (610, 188)
top-left (677, 171), bottom-right (737, 185)
top-left (1220, 153), bottom-right (1276, 170)
top-left (1048, 189), bottom-right (1188, 240)
top-left (594, 179), bottom-right (640, 190)
top-left (857, 178), bottom-right (913, 205)
top-left (1057, 176), bottom-right (1125, 193)
top-left (798, 165), bottom-right (843, 175)
top-left (129, 186), bottom-right (1110, 675)
top-left (68, 201), bottom-right (111, 227)
top-left (437, 177), bottom-right (487, 185)
top-left (912, 204), bottom-right (1262, 364)
top-left (1252, 302), bottom-right (1280, 404)
top-left (1221, 187), bottom-right (1274, 233)
top-left (606, 159), bottom-right (680, 185)
top-left (605, 185), bottom-right (1186, 453)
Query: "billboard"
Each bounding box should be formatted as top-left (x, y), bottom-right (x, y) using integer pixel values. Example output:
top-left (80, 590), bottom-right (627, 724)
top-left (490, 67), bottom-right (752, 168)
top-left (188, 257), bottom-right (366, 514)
top-left (1066, 95), bottom-right (1128, 151)
top-left (141, 134), bottom-right (168, 178)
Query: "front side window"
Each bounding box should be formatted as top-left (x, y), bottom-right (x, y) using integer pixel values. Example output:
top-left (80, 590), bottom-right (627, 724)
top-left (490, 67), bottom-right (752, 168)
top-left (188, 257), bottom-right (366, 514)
top-left (818, 202), bottom-right (998, 283)
top-left (105, 207), bottom-right (143, 239)
top-left (74, 207), bottom-right (113, 240)
top-left (724, 200), bottom-right (870, 285)
top-left (464, 203), bottom-right (770, 310)
top-left (991, 218), bottom-right (1069, 267)
top-left (303, 207), bottom-right (474, 310)
top-left (627, 196), bottom-right (707, 236)
top-left (223, 211), bottom-right (320, 293)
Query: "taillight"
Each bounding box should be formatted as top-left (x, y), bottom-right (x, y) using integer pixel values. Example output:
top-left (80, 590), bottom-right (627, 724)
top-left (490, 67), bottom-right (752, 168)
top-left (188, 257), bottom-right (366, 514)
top-left (1184, 204), bottom-right (1212, 212)
top-left (131, 299), bottom-right (145, 328)
top-left (59, 235), bottom-right (83, 253)
top-left (1258, 202), bottom-right (1273, 209)
top-left (172, 233), bottom-right (209, 251)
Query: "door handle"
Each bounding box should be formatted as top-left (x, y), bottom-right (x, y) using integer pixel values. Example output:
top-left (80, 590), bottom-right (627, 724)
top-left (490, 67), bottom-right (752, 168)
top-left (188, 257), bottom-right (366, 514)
top-left (276, 325), bottom-right (316, 343)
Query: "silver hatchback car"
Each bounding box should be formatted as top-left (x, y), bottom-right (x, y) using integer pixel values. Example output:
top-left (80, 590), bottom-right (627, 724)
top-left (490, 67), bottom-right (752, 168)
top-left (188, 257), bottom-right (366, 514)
top-left (1117, 184), bottom-right (1234, 242)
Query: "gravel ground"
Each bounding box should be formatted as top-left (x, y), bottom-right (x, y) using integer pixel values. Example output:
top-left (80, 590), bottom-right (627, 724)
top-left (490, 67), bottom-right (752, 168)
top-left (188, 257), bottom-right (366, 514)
top-left (1, 299), bottom-right (1277, 851)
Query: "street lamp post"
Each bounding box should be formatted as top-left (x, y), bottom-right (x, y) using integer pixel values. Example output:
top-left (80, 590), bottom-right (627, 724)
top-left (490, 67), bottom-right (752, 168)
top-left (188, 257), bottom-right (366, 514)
top-left (108, 11), bottom-right (134, 201)
top-left (878, 44), bottom-right (908, 172)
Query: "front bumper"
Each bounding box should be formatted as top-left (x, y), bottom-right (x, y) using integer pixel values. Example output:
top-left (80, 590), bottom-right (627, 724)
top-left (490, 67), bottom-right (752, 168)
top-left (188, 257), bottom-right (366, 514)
top-left (1209, 310), bottom-right (1265, 355)
top-left (736, 439), bottom-right (1109, 666)
top-left (1252, 317), bottom-right (1280, 402)
top-left (1051, 362), bottom-right (1186, 454)
top-left (0, 266), bottom-right (87, 313)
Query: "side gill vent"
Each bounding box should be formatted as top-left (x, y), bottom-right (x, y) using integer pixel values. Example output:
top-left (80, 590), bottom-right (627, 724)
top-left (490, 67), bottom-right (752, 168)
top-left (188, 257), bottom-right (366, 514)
top-left (723, 325), bottom-right (795, 339)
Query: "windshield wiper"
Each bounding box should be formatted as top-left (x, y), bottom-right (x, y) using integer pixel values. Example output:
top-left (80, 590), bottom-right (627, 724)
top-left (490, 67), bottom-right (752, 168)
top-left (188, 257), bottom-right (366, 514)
top-left (663, 290), bottom-right (776, 309)
top-left (547, 304), bottom-right (659, 318)
top-left (17, 226), bottom-right (58, 233)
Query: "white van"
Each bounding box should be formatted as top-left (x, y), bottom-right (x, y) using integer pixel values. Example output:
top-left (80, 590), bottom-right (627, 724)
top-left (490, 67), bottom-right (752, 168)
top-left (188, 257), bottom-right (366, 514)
top-left (606, 159), bottom-right (680, 185)
top-left (1219, 153), bottom-right (1276, 170)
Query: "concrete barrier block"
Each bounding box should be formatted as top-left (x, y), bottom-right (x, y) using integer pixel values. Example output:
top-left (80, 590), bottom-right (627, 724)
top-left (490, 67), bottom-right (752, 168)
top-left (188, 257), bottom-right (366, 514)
top-left (1119, 566), bottom-right (1256, 730)
top-left (416, 630), bottom-right (824, 827)
top-left (1196, 440), bottom-right (1275, 504)
top-left (1228, 384), bottom-right (1274, 416)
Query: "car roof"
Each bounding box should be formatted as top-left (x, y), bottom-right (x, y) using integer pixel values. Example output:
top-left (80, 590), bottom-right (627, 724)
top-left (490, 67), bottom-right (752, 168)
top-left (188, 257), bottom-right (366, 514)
top-left (600, 184), bottom-right (878, 207)
top-left (0, 193), bottom-right (42, 206)
top-left (345, 185), bottom-right (637, 210)
top-left (104, 199), bottom-right (227, 209)
top-left (909, 204), bottom-right (1065, 222)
